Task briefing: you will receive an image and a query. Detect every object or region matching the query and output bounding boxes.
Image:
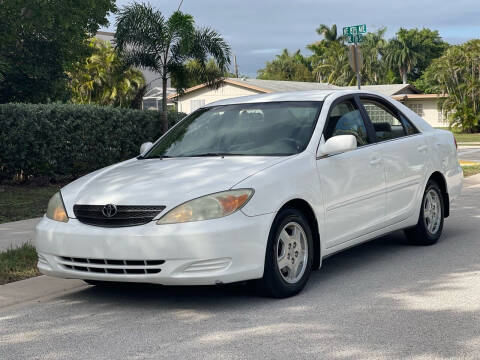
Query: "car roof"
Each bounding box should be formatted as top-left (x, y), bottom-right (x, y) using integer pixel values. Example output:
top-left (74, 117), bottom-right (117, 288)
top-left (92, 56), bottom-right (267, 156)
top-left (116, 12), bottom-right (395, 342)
top-left (204, 89), bottom-right (434, 132)
top-left (206, 89), bottom-right (387, 107)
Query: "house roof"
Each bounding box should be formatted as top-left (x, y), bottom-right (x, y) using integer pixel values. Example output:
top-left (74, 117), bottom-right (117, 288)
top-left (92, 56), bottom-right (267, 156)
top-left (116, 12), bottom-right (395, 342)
top-left (227, 78), bottom-right (338, 92)
top-left (168, 78), bottom-right (422, 100)
top-left (391, 93), bottom-right (448, 101)
top-left (143, 87), bottom-right (177, 99)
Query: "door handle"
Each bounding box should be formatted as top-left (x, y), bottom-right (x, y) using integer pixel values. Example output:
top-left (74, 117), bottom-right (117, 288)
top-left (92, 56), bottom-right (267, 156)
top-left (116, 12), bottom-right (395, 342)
top-left (417, 144), bottom-right (428, 153)
top-left (370, 157), bottom-right (382, 166)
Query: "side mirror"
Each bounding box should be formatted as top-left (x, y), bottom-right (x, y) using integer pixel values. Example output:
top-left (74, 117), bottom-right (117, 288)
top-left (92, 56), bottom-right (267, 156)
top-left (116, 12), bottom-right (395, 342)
top-left (319, 135), bottom-right (357, 157)
top-left (140, 142), bottom-right (153, 155)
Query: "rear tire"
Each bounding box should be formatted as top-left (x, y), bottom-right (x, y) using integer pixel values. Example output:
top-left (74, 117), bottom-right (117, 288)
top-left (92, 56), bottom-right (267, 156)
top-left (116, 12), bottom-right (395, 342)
top-left (254, 208), bottom-right (314, 298)
top-left (404, 180), bottom-right (444, 246)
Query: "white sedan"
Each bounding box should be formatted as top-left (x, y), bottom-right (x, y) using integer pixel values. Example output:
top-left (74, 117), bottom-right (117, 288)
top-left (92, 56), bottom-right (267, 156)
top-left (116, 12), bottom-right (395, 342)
top-left (35, 90), bottom-right (463, 297)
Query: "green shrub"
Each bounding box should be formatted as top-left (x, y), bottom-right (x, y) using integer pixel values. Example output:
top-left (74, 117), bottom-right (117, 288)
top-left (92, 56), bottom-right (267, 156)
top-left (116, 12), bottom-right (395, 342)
top-left (0, 103), bottom-right (186, 183)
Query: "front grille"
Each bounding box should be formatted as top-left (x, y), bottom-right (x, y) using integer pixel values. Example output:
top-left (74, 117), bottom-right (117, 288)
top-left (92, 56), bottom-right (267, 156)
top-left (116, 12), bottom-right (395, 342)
top-left (58, 256), bottom-right (165, 275)
top-left (73, 205), bottom-right (165, 227)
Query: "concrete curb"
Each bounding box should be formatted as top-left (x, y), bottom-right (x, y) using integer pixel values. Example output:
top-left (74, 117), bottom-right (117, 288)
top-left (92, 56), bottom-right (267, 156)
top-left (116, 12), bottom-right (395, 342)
top-left (458, 145), bottom-right (480, 149)
top-left (0, 276), bottom-right (86, 309)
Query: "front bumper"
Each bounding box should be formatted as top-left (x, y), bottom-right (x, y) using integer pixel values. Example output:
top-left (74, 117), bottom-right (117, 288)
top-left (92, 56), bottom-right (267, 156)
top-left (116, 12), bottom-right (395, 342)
top-left (35, 211), bottom-right (274, 285)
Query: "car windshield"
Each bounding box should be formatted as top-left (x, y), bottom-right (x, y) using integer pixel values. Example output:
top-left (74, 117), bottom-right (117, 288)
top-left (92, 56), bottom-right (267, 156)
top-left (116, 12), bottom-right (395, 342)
top-left (143, 101), bottom-right (323, 158)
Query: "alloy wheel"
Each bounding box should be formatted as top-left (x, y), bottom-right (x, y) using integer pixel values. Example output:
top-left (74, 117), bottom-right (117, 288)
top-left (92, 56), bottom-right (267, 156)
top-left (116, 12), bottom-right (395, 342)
top-left (276, 222), bottom-right (309, 284)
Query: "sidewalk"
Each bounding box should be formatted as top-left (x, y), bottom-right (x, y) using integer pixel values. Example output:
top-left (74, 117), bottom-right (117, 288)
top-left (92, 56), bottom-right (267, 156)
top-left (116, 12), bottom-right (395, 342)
top-left (0, 276), bottom-right (85, 309)
top-left (0, 217), bottom-right (41, 251)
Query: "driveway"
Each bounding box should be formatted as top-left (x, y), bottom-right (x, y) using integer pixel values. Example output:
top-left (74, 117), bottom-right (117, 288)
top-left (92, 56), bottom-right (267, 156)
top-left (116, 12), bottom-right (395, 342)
top-left (1, 176), bottom-right (480, 360)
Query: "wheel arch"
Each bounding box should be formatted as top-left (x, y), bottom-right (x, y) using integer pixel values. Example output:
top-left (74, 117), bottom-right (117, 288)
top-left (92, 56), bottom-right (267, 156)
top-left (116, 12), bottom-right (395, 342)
top-left (428, 171), bottom-right (449, 218)
top-left (277, 198), bottom-right (321, 269)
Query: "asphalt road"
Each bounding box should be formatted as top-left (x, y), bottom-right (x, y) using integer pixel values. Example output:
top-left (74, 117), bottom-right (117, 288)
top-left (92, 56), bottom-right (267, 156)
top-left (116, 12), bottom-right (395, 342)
top-left (1, 176), bottom-right (480, 360)
top-left (458, 147), bottom-right (480, 162)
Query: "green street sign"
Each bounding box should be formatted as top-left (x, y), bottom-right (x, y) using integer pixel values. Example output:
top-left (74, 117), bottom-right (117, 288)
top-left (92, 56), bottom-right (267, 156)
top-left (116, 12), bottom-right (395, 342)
top-left (343, 24), bottom-right (367, 36)
top-left (347, 34), bottom-right (364, 44)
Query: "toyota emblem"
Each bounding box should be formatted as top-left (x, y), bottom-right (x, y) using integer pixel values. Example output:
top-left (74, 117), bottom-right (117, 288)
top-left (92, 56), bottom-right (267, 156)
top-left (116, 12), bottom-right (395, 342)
top-left (102, 204), bottom-right (117, 218)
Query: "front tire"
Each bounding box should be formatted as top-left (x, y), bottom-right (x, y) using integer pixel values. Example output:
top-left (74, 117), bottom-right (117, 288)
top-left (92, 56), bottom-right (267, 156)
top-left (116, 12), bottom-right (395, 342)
top-left (255, 208), bottom-right (314, 298)
top-left (404, 180), bottom-right (444, 246)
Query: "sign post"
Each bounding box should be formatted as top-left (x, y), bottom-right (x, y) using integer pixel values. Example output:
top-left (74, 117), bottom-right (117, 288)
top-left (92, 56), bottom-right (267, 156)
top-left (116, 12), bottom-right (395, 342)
top-left (343, 25), bottom-right (367, 89)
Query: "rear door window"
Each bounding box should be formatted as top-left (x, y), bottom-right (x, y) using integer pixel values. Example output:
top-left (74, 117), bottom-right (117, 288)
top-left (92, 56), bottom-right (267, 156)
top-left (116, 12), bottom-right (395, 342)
top-left (360, 98), bottom-right (419, 142)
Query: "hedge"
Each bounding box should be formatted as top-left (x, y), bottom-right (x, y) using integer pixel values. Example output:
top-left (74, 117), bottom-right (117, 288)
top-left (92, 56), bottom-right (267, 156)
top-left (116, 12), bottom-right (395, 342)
top-left (0, 103), bottom-right (186, 183)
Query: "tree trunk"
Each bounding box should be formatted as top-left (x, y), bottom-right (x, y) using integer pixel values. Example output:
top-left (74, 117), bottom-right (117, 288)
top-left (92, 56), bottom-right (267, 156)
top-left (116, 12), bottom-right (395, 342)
top-left (161, 74), bottom-right (168, 134)
top-left (401, 69), bottom-right (408, 84)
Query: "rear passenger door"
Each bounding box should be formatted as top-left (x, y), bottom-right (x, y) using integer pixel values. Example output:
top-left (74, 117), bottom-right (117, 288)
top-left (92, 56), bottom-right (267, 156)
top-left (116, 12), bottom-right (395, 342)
top-left (359, 96), bottom-right (427, 224)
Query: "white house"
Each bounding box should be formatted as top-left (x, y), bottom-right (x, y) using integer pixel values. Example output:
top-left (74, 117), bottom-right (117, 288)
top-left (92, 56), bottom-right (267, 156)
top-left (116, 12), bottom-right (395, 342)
top-left (169, 78), bottom-right (448, 128)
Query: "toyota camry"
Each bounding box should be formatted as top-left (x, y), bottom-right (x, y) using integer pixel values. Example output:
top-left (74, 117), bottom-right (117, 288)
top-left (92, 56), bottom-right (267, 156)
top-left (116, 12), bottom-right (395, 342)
top-left (35, 90), bottom-right (463, 297)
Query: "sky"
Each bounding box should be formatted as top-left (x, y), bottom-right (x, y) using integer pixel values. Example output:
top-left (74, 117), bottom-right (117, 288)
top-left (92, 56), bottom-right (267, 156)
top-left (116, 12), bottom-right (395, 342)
top-left (101, 0), bottom-right (480, 78)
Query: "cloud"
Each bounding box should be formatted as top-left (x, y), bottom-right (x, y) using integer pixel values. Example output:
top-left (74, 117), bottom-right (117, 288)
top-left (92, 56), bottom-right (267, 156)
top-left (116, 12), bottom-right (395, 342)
top-left (249, 48), bottom-right (281, 55)
top-left (105, 0), bottom-right (480, 77)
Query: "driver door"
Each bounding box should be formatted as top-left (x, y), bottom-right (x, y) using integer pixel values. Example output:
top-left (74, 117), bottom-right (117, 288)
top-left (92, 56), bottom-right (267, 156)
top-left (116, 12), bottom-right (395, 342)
top-left (316, 97), bottom-right (386, 249)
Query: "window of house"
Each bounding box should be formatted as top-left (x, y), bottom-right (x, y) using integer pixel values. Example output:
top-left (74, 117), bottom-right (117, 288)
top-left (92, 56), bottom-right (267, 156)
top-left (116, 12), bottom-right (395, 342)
top-left (407, 103), bottom-right (424, 117)
top-left (438, 109), bottom-right (450, 124)
top-left (143, 99), bottom-right (159, 110)
top-left (191, 99), bottom-right (206, 112)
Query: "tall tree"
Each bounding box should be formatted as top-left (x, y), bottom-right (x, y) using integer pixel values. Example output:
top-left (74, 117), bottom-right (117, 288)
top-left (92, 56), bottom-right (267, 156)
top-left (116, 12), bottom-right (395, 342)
top-left (68, 39), bottom-right (146, 108)
top-left (115, 3), bottom-right (231, 132)
top-left (385, 28), bottom-right (448, 84)
top-left (172, 59), bottom-right (229, 89)
top-left (315, 24), bottom-right (345, 43)
top-left (0, 0), bottom-right (116, 103)
top-left (257, 49), bottom-right (314, 81)
top-left (360, 28), bottom-right (388, 84)
top-left (307, 23), bottom-right (346, 60)
top-left (420, 40), bottom-right (480, 132)
top-left (311, 42), bottom-right (355, 86)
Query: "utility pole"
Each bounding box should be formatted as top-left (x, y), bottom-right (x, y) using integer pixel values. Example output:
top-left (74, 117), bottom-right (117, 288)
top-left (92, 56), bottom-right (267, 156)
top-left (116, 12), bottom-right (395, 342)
top-left (344, 25), bottom-right (366, 90)
top-left (177, 0), bottom-right (184, 11)
top-left (354, 43), bottom-right (361, 90)
top-left (233, 55), bottom-right (239, 78)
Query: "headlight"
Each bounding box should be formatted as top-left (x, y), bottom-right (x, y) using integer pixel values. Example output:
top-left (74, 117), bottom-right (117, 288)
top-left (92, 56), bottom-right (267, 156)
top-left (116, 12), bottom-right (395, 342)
top-left (157, 189), bottom-right (254, 225)
top-left (46, 192), bottom-right (69, 223)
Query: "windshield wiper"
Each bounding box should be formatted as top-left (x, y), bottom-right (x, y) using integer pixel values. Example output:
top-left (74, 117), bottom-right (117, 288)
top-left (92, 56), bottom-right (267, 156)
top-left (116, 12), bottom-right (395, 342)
top-left (137, 155), bottom-right (172, 160)
top-left (186, 153), bottom-right (233, 157)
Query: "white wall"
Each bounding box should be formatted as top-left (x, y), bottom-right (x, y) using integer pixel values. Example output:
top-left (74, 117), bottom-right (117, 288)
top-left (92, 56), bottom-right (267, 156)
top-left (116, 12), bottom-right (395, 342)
top-left (403, 99), bottom-right (448, 128)
top-left (177, 83), bottom-right (262, 114)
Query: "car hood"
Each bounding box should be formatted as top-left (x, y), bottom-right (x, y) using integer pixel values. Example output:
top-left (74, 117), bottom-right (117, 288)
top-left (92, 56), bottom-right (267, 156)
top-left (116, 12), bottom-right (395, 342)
top-left (61, 156), bottom-right (286, 217)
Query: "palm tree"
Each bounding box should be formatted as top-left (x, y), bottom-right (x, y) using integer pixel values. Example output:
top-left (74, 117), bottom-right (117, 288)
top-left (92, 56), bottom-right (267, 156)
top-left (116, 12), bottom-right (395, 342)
top-left (421, 40), bottom-right (480, 132)
top-left (68, 38), bottom-right (145, 107)
top-left (316, 24), bottom-right (345, 43)
top-left (360, 28), bottom-right (388, 84)
top-left (257, 49), bottom-right (314, 81)
top-left (115, 3), bottom-right (231, 132)
top-left (312, 42), bottom-right (355, 86)
top-left (384, 28), bottom-right (422, 84)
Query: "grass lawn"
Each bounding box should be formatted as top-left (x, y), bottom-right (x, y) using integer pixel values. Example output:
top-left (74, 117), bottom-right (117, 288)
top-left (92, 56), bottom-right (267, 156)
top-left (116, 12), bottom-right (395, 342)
top-left (435, 128), bottom-right (480, 143)
top-left (0, 243), bottom-right (39, 285)
top-left (454, 133), bottom-right (480, 143)
top-left (0, 185), bottom-right (59, 224)
top-left (462, 164), bottom-right (480, 177)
